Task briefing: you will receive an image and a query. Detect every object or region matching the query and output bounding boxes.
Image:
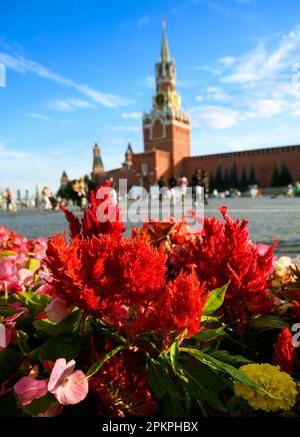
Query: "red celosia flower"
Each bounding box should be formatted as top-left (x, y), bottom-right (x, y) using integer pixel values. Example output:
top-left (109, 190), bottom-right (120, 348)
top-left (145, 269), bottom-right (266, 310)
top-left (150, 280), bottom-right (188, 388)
top-left (125, 268), bottom-right (207, 346)
top-left (45, 233), bottom-right (167, 327)
top-left (89, 341), bottom-right (158, 416)
top-left (60, 183), bottom-right (125, 240)
top-left (169, 207), bottom-right (275, 331)
top-left (159, 269), bottom-right (207, 341)
top-left (273, 326), bottom-right (296, 375)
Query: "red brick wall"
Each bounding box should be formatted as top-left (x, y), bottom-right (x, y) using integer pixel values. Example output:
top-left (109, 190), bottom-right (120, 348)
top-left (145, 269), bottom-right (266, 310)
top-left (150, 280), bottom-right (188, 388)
top-left (172, 124), bottom-right (190, 176)
top-left (155, 150), bottom-right (171, 182)
top-left (143, 121), bottom-right (190, 177)
top-left (132, 151), bottom-right (157, 187)
top-left (152, 119), bottom-right (164, 139)
top-left (182, 146), bottom-right (300, 187)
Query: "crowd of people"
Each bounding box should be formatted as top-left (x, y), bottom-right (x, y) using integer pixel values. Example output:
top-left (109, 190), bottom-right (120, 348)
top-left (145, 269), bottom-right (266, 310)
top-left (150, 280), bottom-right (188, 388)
top-left (2, 170), bottom-right (300, 212)
top-left (157, 169), bottom-right (209, 205)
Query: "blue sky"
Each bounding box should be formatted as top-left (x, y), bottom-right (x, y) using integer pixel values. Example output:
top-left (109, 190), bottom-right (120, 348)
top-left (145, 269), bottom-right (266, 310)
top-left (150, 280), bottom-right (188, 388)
top-left (1, 0), bottom-right (300, 194)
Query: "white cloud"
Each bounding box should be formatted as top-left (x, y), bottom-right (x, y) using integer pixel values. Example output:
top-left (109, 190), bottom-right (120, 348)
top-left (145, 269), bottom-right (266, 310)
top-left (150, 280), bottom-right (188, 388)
top-left (222, 27), bottom-right (300, 83)
top-left (192, 0), bottom-right (232, 18)
top-left (67, 98), bottom-right (95, 109)
top-left (206, 86), bottom-right (231, 101)
top-left (113, 125), bottom-right (140, 132)
top-left (291, 102), bottom-right (300, 117)
top-left (194, 65), bottom-right (222, 75)
top-left (196, 95), bottom-right (204, 102)
top-left (219, 56), bottom-right (236, 67)
top-left (137, 76), bottom-right (154, 88)
top-left (121, 112), bottom-right (141, 119)
top-left (0, 142), bottom-right (30, 159)
top-left (47, 97), bottom-right (95, 112)
top-left (189, 105), bottom-right (241, 129)
top-left (0, 52), bottom-right (135, 108)
top-left (136, 15), bottom-right (151, 28)
top-left (248, 98), bottom-right (287, 118)
top-left (27, 112), bottom-right (50, 121)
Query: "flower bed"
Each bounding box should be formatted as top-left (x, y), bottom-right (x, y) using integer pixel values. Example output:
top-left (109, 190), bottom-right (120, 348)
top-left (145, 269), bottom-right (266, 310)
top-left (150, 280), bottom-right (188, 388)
top-left (0, 188), bottom-right (300, 417)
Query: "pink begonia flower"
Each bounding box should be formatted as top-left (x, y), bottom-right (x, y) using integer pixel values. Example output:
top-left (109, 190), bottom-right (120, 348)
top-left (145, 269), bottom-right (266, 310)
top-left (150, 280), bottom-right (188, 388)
top-left (18, 268), bottom-right (34, 289)
top-left (14, 376), bottom-right (48, 406)
top-left (36, 284), bottom-right (56, 296)
top-left (0, 323), bottom-right (12, 351)
top-left (48, 358), bottom-right (88, 405)
top-left (45, 298), bottom-right (71, 323)
top-left (0, 257), bottom-right (18, 284)
top-left (0, 310), bottom-right (27, 351)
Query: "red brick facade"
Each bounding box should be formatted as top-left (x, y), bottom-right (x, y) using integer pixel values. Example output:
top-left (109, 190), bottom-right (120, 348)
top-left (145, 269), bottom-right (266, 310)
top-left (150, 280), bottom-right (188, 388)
top-left (183, 145), bottom-right (300, 188)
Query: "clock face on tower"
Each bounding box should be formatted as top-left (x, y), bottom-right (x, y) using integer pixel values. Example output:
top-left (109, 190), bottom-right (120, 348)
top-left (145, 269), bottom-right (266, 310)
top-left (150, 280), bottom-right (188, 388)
top-left (155, 93), bottom-right (165, 108)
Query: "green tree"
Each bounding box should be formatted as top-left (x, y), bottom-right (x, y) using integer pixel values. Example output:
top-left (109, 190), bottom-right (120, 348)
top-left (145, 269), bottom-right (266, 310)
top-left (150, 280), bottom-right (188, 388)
top-left (214, 163), bottom-right (224, 190)
top-left (249, 163), bottom-right (257, 185)
top-left (223, 168), bottom-right (229, 190)
top-left (229, 162), bottom-right (239, 188)
top-left (280, 161), bottom-right (293, 186)
top-left (240, 167), bottom-right (248, 190)
top-left (271, 162), bottom-right (281, 187)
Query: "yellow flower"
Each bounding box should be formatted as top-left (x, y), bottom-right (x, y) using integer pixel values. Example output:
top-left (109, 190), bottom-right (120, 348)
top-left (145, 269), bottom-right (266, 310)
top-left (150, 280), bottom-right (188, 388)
top-left (234, 363), bottom-right (297, 412)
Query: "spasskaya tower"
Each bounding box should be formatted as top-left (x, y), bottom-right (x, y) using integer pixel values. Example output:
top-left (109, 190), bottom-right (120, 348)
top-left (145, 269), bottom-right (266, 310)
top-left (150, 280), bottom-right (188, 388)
top-left (143, 19), bottom-right (190, 175)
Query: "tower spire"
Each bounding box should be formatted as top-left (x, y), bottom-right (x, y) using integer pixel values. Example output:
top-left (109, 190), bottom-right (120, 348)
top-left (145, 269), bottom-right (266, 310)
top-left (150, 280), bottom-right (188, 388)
top-left (161, 18), bottom-right (171, 63)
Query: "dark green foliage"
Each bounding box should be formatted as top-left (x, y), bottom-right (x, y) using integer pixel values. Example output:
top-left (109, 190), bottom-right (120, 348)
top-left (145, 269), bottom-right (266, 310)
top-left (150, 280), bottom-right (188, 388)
top-left (280, 161), bottom-right (293, 186)
top-left (271, 162), bottom-right (281, 187)
top-left (240, 167), bottom-right (248, 189)
top-left (248, 163), bottom-right (257, 185)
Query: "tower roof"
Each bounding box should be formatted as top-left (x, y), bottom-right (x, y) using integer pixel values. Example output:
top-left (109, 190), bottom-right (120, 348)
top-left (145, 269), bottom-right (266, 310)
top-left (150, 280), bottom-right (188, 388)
top-left (160, 18), bottom-right (171, 63)
top-left (61, 170), bottom-right (68, 178)
top-left (93, 143), bottom-right (104, 172)
top-left (126, 142), bottom-right (133, 154)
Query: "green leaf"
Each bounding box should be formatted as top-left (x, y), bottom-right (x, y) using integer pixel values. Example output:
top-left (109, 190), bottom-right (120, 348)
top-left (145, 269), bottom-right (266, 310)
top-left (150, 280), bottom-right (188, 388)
top-left (180, 347), bottom-right (262, 392)
top-left (203, 283), bottom-right (228, 316)
top-left (38, 332), bottom-right (81, 362)
top-left (201, 316), bottom-right (220, 324)
top-left (20, 291), bottom-right (52, 315)
top-left (26, 258), bottom-right (41, 273)
top-left (208, 350), bottom-right (252, 367)
top-left (85, 345), bottom-right (124, 379)
top-left (180, 361), bottom-right (226, 412)
top-left (0, 250), bottom-right (18, 257)
top-left (184, 375), bottom-right (226, 412)
top-left (147, 357), bottom-right (182, 400)
top-left (33, 310), bottom-right (82, 335)
top-left (250, 315), bottom-right (288, 330)
top-left (22, 393), bottom-right (58, 417)
top-left (160, 396), bottom-right (185, 417)
top-left (0, 349), bottom-right (24, 383)
top-left (193, 326), bottom-right (226, 342)
top-left (15, 330), bottom-right (31, 353)
top-left (169, 341), bottom-right (179, 374)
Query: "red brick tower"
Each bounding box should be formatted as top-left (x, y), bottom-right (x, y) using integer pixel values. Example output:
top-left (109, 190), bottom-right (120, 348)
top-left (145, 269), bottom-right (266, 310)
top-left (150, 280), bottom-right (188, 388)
top-left (142, 19), bottom-right (191, 178)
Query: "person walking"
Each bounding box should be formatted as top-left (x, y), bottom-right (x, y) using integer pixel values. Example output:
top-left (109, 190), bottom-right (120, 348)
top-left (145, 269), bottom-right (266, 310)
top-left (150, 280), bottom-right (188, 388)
top-left (168, 175), bottom-right (177, 190)
top-left (201, 170), bottom-right (209, 205)
top-left (178, 174), bottom-right (188, 204)
top-left (5, 188), bottom-right (13, 211)
top-left (191, 168), bottom-right (202, 203)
